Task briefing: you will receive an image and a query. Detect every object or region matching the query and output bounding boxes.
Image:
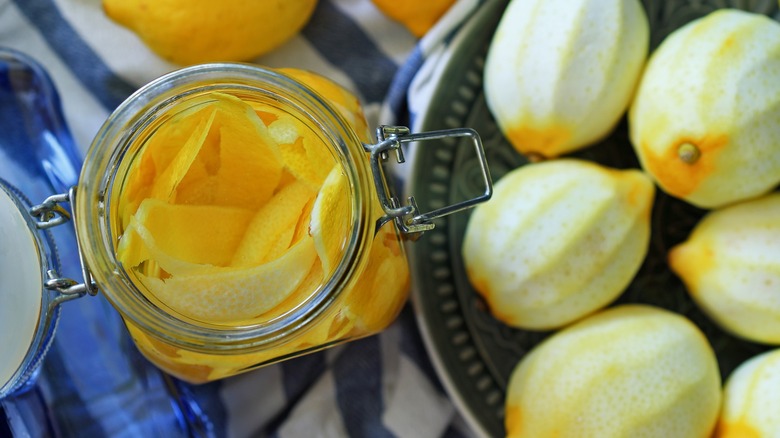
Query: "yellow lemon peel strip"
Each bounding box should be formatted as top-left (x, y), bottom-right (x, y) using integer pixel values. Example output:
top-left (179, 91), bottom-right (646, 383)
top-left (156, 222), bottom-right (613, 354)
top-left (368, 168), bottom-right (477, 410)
top-left (119, 102), bottom-right (218, 225)
top-left (133, 198), bottom-right (254, 267)
top-left (231, 180), bottom-right (317, 267)
top-left (150, 108), bottom-right (217, 202)
top-left (310, 165), bottom-right (350, 275)
top-left (140, 235), bottom-right (318, 323)
top-left (268, 114), bottom-right (334, 189)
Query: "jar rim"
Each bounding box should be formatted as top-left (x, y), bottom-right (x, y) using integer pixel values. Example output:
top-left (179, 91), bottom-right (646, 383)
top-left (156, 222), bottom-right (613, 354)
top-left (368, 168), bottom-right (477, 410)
top-left (76, 63), bottom-right (373, 352)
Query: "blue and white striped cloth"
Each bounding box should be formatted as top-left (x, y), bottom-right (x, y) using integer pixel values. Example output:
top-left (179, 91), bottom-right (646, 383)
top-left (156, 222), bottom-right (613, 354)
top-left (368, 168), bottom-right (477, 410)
top-left (0, 0), bottom-right (486, 436)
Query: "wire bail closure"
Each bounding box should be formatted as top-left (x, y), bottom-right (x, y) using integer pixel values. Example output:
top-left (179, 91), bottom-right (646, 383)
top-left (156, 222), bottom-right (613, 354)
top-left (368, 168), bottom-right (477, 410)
top-left (365, 125), bottom-right (493, 236)
top-left (23, 126), bottom-right (492, 297)
top-left (30, 186), bottom-right (98, 298)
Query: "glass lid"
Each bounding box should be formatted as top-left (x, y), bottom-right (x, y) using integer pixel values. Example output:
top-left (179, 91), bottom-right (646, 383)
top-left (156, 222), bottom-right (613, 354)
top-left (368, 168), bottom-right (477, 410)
top-left (0, 181), bottom-right (46, 393)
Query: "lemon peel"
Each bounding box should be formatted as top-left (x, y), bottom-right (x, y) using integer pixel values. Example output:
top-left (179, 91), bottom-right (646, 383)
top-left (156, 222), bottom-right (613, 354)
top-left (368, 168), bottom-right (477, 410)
top-left (462, 159), bottom-right (654, 330)
top-left (716, 349), bottom-right (780, 437)
top-left (140, 236), bottom-right (318, 323)
top-left (629, 9), bottom-right (780, 208)
top-left (120, 102), bottom-right (218, 225)
top-left (310, 165), bottom-right (351, 275)
top-left (669, 193), bottom-right (780, 344)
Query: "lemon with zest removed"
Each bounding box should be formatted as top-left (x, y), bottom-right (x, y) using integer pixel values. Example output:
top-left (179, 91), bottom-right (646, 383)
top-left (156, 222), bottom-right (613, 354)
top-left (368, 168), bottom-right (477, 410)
top-left (140, 236), bottom-right (318, 323)
top-left (505, 305), bottom-right (721, 437)
top-left (120, 198), bottom-right (253, 268)
top-left (715, 349), bottom-right (780, 437)
top-left (310, 165), bottom-right (351, 275)
top-left (120, 104), bottom-right (217, 226)
top-left (268, 113), bottom-right (333, 188)
top-left (462, 159), bottom-right (654, 330)
top-left (103, 0), bottom-right (318, 65)
top-left (669, 193), bottom-right (780, 345)
top-left (630, 9), bottom-right (780, 208)
top-left (484, 0), bottom-right (649, 158)
top-left (119, 219), bottom-right (225, 277)
top-left (149, 108), bottom-right (217, 203)
top-left (173, 93), bottom-right (283, 209)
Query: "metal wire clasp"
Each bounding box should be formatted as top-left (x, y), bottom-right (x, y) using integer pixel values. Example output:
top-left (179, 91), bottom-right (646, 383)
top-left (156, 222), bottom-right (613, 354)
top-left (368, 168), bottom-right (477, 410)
top-left (364, 126), bottom-right (493, 236)
top-left (29, 186), bottom-right (98, 298)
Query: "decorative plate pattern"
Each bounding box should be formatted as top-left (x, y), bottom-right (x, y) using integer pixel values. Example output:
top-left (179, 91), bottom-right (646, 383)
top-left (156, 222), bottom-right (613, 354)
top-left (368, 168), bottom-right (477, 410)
top-left (408, 1), bottom-right (779, 437)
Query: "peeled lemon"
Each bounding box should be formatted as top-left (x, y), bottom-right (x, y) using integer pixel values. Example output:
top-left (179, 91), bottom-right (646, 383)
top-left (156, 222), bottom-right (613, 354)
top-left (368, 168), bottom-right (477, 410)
top-left (310, 166), bottom-right (351, 275)
top-left (669, 193), bottom-right (780, 345)
top-left (715, 349), bottom-right (780, 437)
top-left (629, 9), bottom-right (780, 209)
top-left (462, 159), bottom-right (654, 330)
top-left (103, 0), bottom-right (318, 65)
top-left (505, 305), bottom-right (722, 438)
top-left (484, 0), bottom-right (649, 158)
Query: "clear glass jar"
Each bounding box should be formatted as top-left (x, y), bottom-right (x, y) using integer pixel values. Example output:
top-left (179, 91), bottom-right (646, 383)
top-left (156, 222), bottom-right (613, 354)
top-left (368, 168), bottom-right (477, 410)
top-left (74, 64), bottom-right (454, 383)
top-left (1, 62), bottom-right (491, 387)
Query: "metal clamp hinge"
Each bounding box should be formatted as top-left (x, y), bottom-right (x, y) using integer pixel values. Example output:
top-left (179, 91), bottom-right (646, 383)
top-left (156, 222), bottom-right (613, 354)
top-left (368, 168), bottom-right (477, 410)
top-left (30, 186), bottom-right (98, 297)
top-left (365, 125), bottom-right (493, 237)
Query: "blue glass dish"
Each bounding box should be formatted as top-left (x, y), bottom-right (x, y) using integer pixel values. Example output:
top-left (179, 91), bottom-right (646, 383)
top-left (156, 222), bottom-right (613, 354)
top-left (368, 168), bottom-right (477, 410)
top-left (0, 44), bottom-right (80, 398)
top-left (0, 47), bottom-right (215, 437)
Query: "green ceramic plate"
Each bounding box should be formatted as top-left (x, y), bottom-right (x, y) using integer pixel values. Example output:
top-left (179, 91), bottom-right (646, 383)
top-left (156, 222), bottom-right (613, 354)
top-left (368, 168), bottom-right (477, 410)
top-left (408, 1), bottom-right (779, 436)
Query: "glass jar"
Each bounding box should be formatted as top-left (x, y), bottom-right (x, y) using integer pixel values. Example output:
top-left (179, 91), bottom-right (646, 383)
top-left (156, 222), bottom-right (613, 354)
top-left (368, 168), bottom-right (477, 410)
top-left (11, 63), bottom-right (492, 386)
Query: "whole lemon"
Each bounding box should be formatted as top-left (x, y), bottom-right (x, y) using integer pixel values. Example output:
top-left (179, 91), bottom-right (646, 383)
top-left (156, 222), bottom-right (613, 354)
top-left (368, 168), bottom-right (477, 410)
top-left (505, 305), bottom-right (722, 438)
top-left (629, 9), bottom-right (780, 209)
top-left (669, 193), bottom-right (780, 345)
top-left (715, 349), bottom-right (780, 437)
top-left (484, 0), bottom-right (649, 158)
top-left (371, 0), bottom-right (455, 37)
top-left (103, 0), bottom-right (318, 65)
top-left (277, 68), bottom-right (371, 142)
top-left (462, 159), bottom-right (654, 330)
